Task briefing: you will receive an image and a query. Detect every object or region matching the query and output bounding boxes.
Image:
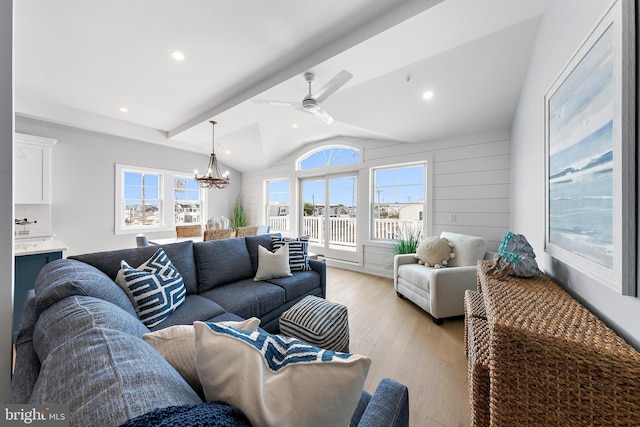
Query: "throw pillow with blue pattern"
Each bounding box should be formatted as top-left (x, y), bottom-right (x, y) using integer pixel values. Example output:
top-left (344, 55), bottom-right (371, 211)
top-left (115, 248), bottom-right (186, 328)
top-left (194, 321), bottom-right (371, 427)
top-left (271, 235), bottom-right (312, 271)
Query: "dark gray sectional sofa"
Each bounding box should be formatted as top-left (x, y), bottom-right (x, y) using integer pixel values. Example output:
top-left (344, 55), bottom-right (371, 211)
top-left (70, 233), bottom-right (326, 333)
top-left (10, 233), bottom-right (410, 427)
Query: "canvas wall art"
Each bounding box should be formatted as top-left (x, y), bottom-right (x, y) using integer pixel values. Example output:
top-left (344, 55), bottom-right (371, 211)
top-left (544, 0), bottom-right (635, 295)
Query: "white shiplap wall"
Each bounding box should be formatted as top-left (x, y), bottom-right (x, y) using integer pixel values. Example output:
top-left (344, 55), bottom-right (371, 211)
top-left (243, 129), bottom-right (510, 278)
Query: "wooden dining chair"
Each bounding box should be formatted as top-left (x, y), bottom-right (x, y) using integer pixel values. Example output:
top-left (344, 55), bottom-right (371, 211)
top-left (235, 225), bottom-right (259, 237)
top-left (176, 224), bottom-right (202, 238)
top-left (204, 228), bottom-right (234, 241)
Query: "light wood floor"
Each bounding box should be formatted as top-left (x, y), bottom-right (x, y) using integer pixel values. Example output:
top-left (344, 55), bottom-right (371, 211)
top-left (326, 266), bottom-right (471, 427)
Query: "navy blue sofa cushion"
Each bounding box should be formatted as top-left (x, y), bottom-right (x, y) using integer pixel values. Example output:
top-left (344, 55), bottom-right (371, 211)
top-left (193, 238), bottom-right (255, 292)
top-left (200, 278), bottom-right (286, 320)
top-left (70, 241), bottom-right (199, 295)
top-left (244, 233), bottom-right (280, 273)
top-left (266, 270), bottom-right (321, 301)
top-left (147, 295), bottom-right (227, 332)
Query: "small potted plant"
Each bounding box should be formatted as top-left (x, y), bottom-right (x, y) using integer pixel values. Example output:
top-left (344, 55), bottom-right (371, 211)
top-left (392, 223), bottom-right (422, 255)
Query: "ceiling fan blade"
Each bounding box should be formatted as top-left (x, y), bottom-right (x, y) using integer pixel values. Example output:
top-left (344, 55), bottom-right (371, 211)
top-left (310, 106), bottom-right (335, 124)
top-left (314, 70), bottom-right (353, 104)
top-left (252, 99), bottom-right (300, 108)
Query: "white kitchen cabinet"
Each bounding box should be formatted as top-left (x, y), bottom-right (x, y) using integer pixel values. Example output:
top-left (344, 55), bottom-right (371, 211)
top-left (15, 133), bottom-right (57, 204)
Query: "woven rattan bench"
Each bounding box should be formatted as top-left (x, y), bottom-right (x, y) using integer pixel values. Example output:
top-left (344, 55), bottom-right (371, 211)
top-left (463, 290), bottom-right (485, 357)
top-left (467, 317), bottom-right (490, 427)
top-left (467, 260), bottom-right (640, 426)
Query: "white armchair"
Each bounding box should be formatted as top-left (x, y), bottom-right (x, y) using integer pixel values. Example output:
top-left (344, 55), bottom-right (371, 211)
top-left (393, 231), bottom-right (489, 324)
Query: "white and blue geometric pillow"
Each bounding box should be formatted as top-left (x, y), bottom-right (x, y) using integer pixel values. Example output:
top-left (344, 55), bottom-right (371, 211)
top-left (271, 235), bottom-right (311, 271)
top-left (115, 248), bottom-right (186, 328)
top-left (194, 321), bottom-right (371, 427)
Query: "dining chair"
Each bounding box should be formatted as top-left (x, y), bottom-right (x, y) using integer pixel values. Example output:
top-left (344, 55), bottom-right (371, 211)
top-left (176, 224), bottom-right (202, 238)
top-left (204, 228), bottom-right (234, 241)
top-left (135, 233), bottom-right (149, 247)
top-left (235, 225), bottom-right (258, 237)
top-left (256, 225), bottom-right (271, 234)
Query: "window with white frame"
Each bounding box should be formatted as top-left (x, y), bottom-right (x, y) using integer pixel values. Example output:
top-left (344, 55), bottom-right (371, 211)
top-left (174, 176), bottom-right (202, 224)
top-left (298, 146), bottom-right (360, 170)
top-left (266, 179), bottom-right (290, 232)
top-left (115, 164), bottom-right (205, 234)
top-left (122, 170), bottom-right (161, 228)
top-left (372, 163), bottom-right (425, 241)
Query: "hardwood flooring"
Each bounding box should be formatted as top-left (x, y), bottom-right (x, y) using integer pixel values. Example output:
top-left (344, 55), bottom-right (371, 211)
top-left (326, 266), bottom-right (471, 427)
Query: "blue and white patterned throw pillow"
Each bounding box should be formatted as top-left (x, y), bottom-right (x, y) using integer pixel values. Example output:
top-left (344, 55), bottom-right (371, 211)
top-left (116, 248), bottom-right (186, 328)
top-left (194, 321), bottom-right (371, 427)
top-left (271, 235), bottom-right (311, 271)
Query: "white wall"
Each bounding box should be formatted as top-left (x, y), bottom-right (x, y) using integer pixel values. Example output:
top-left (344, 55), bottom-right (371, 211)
top-left (243, 130), bottom-right (510, 277)
top-left (0, 0), bottom-right (13, 402)
top-left (15, 117), bottom-right (242, 256)
top-left (511, 0), bottom-right (640, 349)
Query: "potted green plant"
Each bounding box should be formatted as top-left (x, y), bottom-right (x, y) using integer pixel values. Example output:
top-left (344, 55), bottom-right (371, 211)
top-left (231, 194), bottom-right (247, 230)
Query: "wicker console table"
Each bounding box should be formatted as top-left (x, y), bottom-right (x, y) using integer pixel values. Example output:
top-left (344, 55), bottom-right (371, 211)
top-left (465, 260), bottom-right (640, 426)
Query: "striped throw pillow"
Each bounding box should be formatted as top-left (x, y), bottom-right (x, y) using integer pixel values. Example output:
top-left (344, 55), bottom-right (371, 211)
top-left (116, 248), bottom-right (186, 328)
top-left (271, 235), bottom-right (311, 271)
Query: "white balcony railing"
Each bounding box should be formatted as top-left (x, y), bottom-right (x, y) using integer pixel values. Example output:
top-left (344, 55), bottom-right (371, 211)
top-left (268, 215), bottom-right (421, 245)
top-left (268, 215), bottom-right (289, 232)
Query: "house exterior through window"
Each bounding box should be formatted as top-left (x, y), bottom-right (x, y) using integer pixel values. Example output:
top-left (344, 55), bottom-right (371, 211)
top-left (115, 164), bottom-right (205, 234)
top-left (372, 163), bottom-right (425, 241)
top-left (266, 179), bottom-right (290, 232)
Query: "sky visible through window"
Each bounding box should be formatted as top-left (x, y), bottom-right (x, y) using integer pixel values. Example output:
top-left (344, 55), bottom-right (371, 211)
top-left (268, 179), bottom-right (290, 204)
top-left (124, 172), bottom-right (159, 206)
top-left (374, 165), bottom-right (425, 205)
top-left (297, 165), bottom-right (424, 207)
top-left (300, 146), bottom-right (359, 170)
top-left (272, 148), bottom-right (425, 208)
top-left (174, 177), bottom-right (200, 201)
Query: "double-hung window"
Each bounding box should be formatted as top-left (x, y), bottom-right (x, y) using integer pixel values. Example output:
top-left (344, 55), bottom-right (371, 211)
top-left (115, 164), bottom-right (205, 234)
top-left (174, 176), bottom-right (203, 225)
top-left (266, 179), bottom-right (290, 232)
top-left (372, 163), bottom-right (426, 240)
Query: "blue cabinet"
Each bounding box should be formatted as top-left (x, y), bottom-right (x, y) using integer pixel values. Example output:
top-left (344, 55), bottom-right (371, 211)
top-left (14, 251), bottom-right (62, 340)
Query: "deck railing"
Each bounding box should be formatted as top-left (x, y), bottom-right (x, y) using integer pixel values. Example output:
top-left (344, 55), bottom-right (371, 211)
top-left (268, 215), bottom-right (421, 244)
top-left (268, 215), bottom-right (289, 232)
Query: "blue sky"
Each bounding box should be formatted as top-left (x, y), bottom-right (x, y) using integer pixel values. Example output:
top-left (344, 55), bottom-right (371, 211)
top-left (124, 172), bottom-right (200, 205)
top-left (269, 149), bottom-right (425, 207)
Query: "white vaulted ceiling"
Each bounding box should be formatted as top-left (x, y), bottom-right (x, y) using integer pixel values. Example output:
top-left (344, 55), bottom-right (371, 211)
top-left (14, 0), bottom-right (547, 172)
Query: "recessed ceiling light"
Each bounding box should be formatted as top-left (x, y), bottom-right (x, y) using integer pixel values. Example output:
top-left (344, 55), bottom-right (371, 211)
top-left (422, 91), bottom-right (434, 101)
top-left (171, 51), bottom-right (185, 61)
top-left (119, 107), bottom-right (128, 113)
top-left (224, 149), bottom-right (231, 155)
top-left (291, 123), bottom-right (299, 129)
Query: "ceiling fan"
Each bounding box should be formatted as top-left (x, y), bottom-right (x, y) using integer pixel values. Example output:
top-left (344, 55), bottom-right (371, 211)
top-left (253, 70), bottom-right (353, 124)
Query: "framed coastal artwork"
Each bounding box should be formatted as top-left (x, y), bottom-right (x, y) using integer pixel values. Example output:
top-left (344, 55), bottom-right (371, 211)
top-left (544, 0), bottom-right (636, 295)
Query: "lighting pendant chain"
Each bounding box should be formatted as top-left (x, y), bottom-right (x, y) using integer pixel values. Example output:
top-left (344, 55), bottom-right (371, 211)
top-left (194, 120), bottom-right (230, 189)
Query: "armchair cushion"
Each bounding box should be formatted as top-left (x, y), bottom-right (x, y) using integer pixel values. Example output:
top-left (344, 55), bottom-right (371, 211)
top-left (440, 232), bottom-right (486, 267)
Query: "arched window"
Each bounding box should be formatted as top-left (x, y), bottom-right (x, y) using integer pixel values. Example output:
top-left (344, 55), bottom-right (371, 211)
top-left (298, 146), bottom-right (360, 170)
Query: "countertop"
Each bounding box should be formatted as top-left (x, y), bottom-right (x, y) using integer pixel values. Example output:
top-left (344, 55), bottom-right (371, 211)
top-left (15, 239), bottom-right (68, 256)
top-left (14, 231), bottom-right (54, 241)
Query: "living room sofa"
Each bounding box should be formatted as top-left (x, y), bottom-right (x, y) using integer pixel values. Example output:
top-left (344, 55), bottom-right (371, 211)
top-left (10, 233), bottom-right (410, 426)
